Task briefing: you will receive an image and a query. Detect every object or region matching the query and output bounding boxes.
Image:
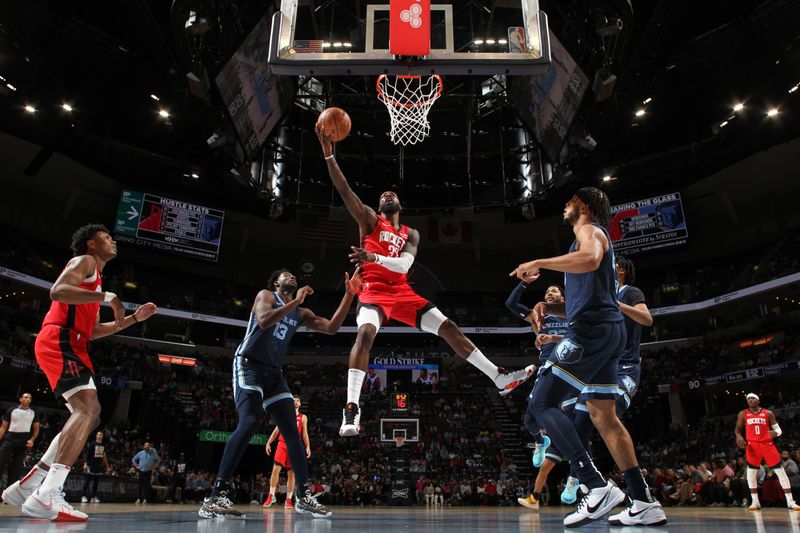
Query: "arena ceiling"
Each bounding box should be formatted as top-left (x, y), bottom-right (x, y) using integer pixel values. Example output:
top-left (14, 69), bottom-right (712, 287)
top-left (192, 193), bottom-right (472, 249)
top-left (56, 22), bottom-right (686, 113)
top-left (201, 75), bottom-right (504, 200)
top-left (0, 0), bottom-right (798, 219)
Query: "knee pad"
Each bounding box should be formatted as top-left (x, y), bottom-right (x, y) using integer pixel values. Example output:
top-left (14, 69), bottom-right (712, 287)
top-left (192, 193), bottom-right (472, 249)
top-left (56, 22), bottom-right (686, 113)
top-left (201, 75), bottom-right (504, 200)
top-left (356, 306), bottom-right (382, 332)
top-left (420, 307), bottom-right (448, 334)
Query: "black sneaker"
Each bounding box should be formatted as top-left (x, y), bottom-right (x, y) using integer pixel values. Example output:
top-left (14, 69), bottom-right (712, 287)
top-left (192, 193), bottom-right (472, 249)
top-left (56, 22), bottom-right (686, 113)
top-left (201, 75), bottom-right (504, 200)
top-left (339, 402), bottom-right (361, 437)
top-left (198, 491), bottom-right (245, 519)
top-left (295, 489), bottom-right (332, 518)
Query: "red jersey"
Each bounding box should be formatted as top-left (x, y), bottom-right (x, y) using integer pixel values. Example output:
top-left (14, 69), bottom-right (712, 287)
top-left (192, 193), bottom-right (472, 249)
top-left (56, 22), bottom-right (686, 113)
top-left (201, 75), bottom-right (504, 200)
top-left (361, 217), bottom-right (411, 285)
top-left (743, 408), bottom-right (772, 443)
top-left (278, 412), bottom-right (304, 444)
top-left (41, 262), bottom-right (102, 340)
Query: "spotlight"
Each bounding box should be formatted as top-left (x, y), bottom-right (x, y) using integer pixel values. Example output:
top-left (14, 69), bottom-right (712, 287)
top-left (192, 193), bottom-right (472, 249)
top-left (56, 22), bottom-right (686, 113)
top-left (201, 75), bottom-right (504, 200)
top-left (486, 39), bottom-right (496, 45)
top-left (635, 109), bottom-right (645, 117)
top-left (733, 103), bottom-right (744, 112)
top-left (158, 109), bottom-right (170, 118)
top-left (150, 94), bottom-right (160, 101)
top-left (719, 120), bottom-right (728, 127)
top-left (333, 42), bottom-right (343, 48)
top-left (602, 175), bottom-right (612, 182)
top-left (766, 108), bottom-right (779, 117)
top-left (343, 42), bottom-right (352, 48)
top-left (498, 39), bottom-right (508, 44)
top-left (7, 83), bottom-right (17, 91)
top-left (190, 172), bottom-right (199, 179)
top-left (790, 85), bottom-right (798, 94)
top-left (643, 97), bottom-right (652, 104)
top-left (474, 39), bottom-right (484, 45)
top-left (322, 42), bottom-right (331, 48)
top-left (24, 105), bottom-right (36, 113)
top-left (61, 103), bottom-right (73, 112)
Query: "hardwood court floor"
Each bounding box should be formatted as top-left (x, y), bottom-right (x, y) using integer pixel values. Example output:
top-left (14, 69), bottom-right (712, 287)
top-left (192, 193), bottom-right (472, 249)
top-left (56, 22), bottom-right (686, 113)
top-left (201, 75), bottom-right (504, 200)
top-left (1, 503), bottom-right (798, 532)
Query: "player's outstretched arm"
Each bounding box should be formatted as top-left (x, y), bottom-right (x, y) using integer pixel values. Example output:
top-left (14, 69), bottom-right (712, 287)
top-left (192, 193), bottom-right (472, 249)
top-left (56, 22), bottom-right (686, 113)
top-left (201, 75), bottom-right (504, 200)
top-left (254, 287), bottom-right (311, 329)
top-left (299, 270), bottom-right (361, 335)
top-left (505, 281), bottom-right (533, 323)
top-left (735, 411), bottom-right (746, 448)
top-left (92, 302), bottom-right (158, 340)
top-left (510, 225), bottom-right (608, 282)
top-left (315, 123), bottom-right (377, 233)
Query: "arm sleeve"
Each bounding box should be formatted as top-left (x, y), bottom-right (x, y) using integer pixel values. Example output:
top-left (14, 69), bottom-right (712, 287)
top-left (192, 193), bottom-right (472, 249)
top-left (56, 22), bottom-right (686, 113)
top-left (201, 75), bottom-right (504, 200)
top-left (374, 252), bottom-right (415, 274)
top-left (504, 281), bottom-right (531, 319)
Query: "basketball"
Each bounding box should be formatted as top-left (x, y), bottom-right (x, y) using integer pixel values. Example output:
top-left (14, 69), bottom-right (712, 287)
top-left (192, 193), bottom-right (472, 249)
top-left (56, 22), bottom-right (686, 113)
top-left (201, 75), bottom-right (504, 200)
top-left (316, 107), bottom-right (351, 142)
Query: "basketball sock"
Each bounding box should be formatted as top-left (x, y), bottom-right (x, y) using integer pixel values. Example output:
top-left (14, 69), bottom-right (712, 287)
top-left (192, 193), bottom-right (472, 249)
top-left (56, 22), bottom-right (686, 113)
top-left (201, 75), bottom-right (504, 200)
top-left (774, 467), bottom-right (796, 504)
top-left (571, 453), bottom-right (606, 490)
top-left (270, 486), bottom-right (276, 496)
top-left (532, 433), bottom-right (544, 445)
top-left (746, 467), bottom-right (759, 497)
top-left (750, 492), bottom-right (760, 506)
top-left (347, 368), bottom-right (366, 406)
top-left (622, 467), bottom-right (653, 502)
top-left (532, 492), bottom-right (541, 501)
top-left (211, 478), bottom-right (230, 497)
top-left (38, 432), bottom-right (61, 469)
top-left (18, 464), bottom-right (47, 489)
top-left (465, 348), bottom-right (498, 380)
top-left (38, 463), bottom-right (70, 495)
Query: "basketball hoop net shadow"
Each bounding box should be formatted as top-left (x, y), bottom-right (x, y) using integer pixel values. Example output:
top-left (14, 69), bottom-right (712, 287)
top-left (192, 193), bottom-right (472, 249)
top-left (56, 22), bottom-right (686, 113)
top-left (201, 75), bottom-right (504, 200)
top-left (377, 74), bottom-right (443, 146)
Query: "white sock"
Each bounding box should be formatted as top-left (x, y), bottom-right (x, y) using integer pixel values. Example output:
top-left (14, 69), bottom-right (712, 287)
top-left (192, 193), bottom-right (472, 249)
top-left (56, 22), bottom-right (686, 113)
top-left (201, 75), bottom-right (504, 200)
top-left (39, 463), bottom-right (70, 495)
top-left (466, 348), bottom-right (499, 380)
top-left (270, 486), bottom-right (276, 496)
top-left (347, 369), bottom-right (366, 406)
top-left (751, 493), bottom-right (760, 505)
top-left (40, 432), bottom-right (61, 467)
top-left (775, 467), bottom-right (796, 504)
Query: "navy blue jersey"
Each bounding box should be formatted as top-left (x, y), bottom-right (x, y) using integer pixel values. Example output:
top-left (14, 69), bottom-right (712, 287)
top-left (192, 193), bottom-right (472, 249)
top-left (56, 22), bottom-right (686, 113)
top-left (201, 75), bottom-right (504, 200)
top-left (235, 292), bottom-right (301, 366)
top-left (538, 315), bottom-right (570, 362)
top-left (564, 225), bottom-right (623, 324)
top-left (617, 285), bottom-right (646, 366)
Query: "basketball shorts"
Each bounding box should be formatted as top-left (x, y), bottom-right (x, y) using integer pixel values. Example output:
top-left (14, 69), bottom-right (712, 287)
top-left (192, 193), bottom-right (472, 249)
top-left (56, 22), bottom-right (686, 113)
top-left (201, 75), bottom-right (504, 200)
top-left (34, 325), bottom-right (96, 399)
top-left (232, 357), bottom-right (293, 412)
top-left (358, 281), bottom-right (434, 328)
top-left (274, 442), bottom-right (292, 470)
top-left (746, 441), bottom-right (780, 468)
top-left (547, 320), bottom-right (625, 401)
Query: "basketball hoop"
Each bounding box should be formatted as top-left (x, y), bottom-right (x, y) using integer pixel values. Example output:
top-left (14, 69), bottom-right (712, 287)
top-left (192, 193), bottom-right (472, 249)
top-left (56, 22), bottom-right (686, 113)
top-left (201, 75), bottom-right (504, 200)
top-left (394, 435), bottom-right (406, 448)
top-left (376, 74), bottom-right (443, 146)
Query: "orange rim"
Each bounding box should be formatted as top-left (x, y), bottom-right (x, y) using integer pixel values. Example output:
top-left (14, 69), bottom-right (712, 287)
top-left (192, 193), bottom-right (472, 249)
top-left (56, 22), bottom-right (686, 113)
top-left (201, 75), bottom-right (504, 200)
top-left (376, 74), bottom-right (443, 109)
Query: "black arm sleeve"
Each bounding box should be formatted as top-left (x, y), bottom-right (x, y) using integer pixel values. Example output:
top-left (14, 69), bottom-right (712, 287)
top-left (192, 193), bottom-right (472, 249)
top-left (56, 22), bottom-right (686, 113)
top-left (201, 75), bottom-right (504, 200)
top-left (505, 281), bottom-right (531, 320)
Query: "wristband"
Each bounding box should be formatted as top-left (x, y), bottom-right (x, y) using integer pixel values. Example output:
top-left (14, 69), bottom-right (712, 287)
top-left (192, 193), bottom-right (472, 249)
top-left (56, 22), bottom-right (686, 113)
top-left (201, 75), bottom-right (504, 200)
top-left (324, 154), bottom-right (335, 160)
top-left (103, 291), bottom-right (117, 302)
top-left (131, 313), bottom-right (139, 323)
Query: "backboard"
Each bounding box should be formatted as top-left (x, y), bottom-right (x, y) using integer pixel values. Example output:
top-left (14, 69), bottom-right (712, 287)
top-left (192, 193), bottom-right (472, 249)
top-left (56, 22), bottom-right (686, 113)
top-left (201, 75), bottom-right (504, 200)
top-left (380, 418), bottom-right (420, 443)
top-left (268, 0), bottom-right (550, 76)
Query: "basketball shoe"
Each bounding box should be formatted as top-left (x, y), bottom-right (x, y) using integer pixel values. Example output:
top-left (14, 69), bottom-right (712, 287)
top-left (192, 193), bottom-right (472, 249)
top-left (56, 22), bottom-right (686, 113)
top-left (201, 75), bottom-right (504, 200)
top-left (608, 499), bottom-right (667, 526)
top-left (22, 488), bottom-right (88, 522)
top-left (262, 493), bottom-right (276, 507)
top-left (284, 496), bottom-right (293, 509)
top-left (339, 402), bottom-right (361, 437)
top-left (517, 494), bottom-right (540, 509)
top-left (497, 365), bottom-right (536, 396)
top-left (749, 502), bottom-right (761, 512)
top-left (563, 480), bottom-right (625, 528)
top-left (2, 478), bottom-right (37, 507)
top-left (295, 488), bottom-right (332, 518)
top-left (561, 476), bottom-right (579, 505)
top-left (199, 489), bottom-right (245, 519)
top-left (531, 435), bottom-right (551, 468)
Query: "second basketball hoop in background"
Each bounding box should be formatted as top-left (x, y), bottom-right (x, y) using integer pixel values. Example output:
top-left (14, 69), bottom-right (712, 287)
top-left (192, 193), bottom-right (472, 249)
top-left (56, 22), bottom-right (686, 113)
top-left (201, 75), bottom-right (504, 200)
top-left (317, 107), bottom-right (351, 142)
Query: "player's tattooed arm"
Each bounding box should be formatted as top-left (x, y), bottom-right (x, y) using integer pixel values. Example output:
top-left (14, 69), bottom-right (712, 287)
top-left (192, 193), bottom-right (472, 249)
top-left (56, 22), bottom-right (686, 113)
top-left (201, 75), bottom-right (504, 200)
top-left (735, 411), bottom-right (746, 448)
top-left (316, 123), bottom-right (377, 233)
top-left (298, 271), bottom-right (359, 334)
top-left (254, 289), bottom-right (308, 329)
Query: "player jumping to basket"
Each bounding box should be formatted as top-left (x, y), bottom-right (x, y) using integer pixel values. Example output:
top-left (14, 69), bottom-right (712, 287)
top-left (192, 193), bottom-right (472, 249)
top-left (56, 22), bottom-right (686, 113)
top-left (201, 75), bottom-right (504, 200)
top-left (316, 123), bottom-right (534, 437)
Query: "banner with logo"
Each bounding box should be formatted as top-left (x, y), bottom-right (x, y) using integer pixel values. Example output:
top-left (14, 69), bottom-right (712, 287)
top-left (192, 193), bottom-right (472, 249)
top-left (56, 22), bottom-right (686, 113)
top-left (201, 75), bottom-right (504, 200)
top-left (199, 429), bottom-right (269, 445)
top-left (609, 192), bottom-right (688, 255)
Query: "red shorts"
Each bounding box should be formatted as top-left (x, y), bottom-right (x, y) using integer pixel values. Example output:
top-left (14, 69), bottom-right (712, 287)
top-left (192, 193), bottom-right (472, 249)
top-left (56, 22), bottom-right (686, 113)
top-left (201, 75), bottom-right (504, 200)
top-left (34, 325), bottom-right (95, 398)
top-left (358, 281), bottom-right (434, 328)
top-left (746, 440), bottom-right (780, 468)
top-left (274, 442), bottom-right (292, 470)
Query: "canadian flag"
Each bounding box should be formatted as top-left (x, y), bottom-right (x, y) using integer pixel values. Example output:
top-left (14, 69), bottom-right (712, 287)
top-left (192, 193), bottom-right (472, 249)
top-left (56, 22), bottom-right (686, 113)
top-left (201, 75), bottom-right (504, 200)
top-left (428, 218), bottom-right (473, 244)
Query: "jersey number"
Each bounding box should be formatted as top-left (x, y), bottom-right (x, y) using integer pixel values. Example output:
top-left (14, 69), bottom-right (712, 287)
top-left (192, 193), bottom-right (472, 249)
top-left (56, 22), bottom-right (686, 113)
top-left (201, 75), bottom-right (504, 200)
top-left (754, 425), bottom-right (760, 435)
top-left (273, 323), bottom-right (288, 340)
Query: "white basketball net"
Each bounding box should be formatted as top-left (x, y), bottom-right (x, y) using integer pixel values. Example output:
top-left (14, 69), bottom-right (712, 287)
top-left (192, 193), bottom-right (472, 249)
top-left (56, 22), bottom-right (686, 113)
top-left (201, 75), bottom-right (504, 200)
top-left (377, 74), bottom-right (443, 146)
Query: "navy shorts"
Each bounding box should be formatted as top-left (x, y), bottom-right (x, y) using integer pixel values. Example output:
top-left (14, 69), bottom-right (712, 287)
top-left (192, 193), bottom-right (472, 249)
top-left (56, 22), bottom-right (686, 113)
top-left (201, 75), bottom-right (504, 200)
top-left (615, 364), bottom-right (640, 416)
top-left (548, 320), bottom-right (626, 401)
top-left (232, 356), bottom-right (293, 411)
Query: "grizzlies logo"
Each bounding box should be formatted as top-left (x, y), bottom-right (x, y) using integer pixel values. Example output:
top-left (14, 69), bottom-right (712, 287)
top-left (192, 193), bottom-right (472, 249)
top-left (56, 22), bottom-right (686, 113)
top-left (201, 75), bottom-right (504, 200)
top-left (555, 338), bottom-right (584, 364)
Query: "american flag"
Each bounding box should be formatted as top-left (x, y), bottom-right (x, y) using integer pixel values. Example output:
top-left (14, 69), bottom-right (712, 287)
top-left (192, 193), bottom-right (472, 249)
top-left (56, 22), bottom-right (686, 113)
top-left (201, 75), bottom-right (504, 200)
top-left (299, 213), bottom-right (346, 242)
top-left (292, 40), bottom-right (324, 53)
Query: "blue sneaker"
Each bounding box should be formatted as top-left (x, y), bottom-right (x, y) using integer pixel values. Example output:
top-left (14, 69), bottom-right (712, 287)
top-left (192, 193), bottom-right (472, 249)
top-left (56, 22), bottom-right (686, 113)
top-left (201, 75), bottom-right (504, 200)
top-left (531, 435), bottom-right (551, 468)
top-left (561, 476), bottom-right (579, 505)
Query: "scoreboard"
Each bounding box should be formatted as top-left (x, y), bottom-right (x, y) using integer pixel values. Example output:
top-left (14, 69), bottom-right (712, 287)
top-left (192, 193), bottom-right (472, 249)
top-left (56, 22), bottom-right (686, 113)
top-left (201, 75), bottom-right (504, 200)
top-left (391, 392), bottom-right (409, 414)
top-left (609, 192), bottom-right (688, 255)
top-left (114, 189), bottom-right (224, 262)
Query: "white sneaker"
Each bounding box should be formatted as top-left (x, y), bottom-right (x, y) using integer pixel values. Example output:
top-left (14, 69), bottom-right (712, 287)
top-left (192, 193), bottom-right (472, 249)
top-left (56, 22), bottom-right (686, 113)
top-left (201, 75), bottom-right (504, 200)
top-left (788, 501), bottom-right (800, 511)
top-left (497, 365), bottom-right (536, 396)
top-left (91, 497), bottom-right (101, 503)
top-left (2, 479), bottom-right (36, 507)
top-left (563, 480), bottom-right (626, 528)
top-left (22, 489), bottom-right (88, 522)
top-left (608, 499), bottom-right (667, 526)
top-left (135, 499), bottom-right (142, 505)
top-left (81, 496), bottom-right (88, 503)
top-left (749, 502), bottom-right (761, 512)
top-left (339, 403), bottom-right (361, 437)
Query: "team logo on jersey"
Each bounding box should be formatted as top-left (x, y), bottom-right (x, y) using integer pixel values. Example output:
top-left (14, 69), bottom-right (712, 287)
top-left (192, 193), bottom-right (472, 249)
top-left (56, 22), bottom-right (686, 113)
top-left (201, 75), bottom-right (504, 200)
top-left (555, 338), bottom-right (584, 364)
